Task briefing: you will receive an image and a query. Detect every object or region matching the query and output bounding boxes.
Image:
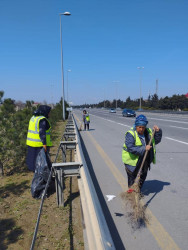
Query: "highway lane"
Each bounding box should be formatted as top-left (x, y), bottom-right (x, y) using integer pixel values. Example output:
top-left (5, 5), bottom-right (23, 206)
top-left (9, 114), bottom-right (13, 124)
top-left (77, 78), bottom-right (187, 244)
top-left (73, 109), bottom-right (188, 250)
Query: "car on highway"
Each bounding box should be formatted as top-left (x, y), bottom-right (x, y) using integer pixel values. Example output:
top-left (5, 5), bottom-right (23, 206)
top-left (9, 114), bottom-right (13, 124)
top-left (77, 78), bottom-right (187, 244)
top-left (109, 108), bottom-right (116, 113)
top-left (122, 108), bottom-right (136, 117)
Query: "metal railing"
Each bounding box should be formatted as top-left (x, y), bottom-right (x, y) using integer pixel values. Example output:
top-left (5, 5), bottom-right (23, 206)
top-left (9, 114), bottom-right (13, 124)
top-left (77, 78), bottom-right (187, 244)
top-left (30, 113), bottom-right (115, 249)
top-left (72, 113), bottom-right (115, 249)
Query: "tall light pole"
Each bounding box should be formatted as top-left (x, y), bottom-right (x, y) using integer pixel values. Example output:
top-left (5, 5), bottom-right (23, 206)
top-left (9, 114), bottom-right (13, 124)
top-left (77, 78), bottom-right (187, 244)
top-left (60, 11), bottom-right (71, 120)
top-left (137, 67), bottom-right (144, 110)
top-left (112, 81), bottom-right (119, 109)
top-left (103, 88), bottom-right (106, 108)
top-left (67, 69), bottom-right (71, 105)
top-left (50, 83), bottom-right (54, 106)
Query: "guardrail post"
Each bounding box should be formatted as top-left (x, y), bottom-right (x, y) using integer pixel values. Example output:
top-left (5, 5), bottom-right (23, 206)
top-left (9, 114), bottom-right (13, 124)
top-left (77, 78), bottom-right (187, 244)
top-left (61, 144), bottom-right (66, 162)
top-left (55, 168), bottom-right (64, 207)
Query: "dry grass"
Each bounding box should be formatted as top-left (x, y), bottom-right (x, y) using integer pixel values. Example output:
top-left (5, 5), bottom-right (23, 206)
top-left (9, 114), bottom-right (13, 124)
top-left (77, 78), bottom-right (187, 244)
top-left (0, 121), bottom-right (84, 250)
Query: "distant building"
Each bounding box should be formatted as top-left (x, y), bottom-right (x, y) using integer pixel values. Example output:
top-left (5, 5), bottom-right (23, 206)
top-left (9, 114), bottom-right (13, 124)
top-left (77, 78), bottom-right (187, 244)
top-left (32, 102), bottom-right (41, 107)
top-left (185, 93), bottom-right (188, 98)
top-left (15, 101), bottom-right (25, 111)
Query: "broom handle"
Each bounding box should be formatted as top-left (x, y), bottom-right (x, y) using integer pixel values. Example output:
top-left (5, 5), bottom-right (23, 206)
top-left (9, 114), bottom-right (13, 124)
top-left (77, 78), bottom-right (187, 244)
top-left (134, 129), bottom-right (155, 185)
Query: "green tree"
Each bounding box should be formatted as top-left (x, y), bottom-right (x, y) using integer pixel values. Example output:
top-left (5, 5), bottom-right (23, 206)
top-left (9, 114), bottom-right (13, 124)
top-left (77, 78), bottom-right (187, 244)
top-left (0, 90), bottom-right (4, 104)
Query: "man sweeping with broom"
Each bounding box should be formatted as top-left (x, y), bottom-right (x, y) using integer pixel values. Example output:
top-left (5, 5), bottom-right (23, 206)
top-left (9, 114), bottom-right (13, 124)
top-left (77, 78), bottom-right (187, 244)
top-left (122, 114), bottom-right (162, 193)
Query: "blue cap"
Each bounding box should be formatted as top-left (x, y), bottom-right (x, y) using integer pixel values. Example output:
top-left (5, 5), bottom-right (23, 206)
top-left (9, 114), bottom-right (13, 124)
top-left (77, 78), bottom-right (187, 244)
top-left (134, 114), bottom-right (148, 127)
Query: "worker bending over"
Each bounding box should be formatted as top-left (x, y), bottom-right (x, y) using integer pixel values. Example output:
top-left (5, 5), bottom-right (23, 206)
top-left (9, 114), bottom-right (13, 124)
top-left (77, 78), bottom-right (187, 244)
top-left (122, 114), bottom-right (162, 190)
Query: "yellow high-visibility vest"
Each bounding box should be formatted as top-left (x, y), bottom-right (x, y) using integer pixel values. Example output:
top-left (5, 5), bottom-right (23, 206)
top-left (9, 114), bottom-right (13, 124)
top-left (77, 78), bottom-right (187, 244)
top-left (26, 116), bottom-right (52, 147)
top-left (122, 127), bottom-right (156, 166)
top-left (86, 114), bottom-right (90, 122)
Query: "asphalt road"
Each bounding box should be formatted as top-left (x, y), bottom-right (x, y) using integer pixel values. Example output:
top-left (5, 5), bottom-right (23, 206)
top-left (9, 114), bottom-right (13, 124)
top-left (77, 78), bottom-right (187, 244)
top-left (73, 109), bottom-right (188, 250)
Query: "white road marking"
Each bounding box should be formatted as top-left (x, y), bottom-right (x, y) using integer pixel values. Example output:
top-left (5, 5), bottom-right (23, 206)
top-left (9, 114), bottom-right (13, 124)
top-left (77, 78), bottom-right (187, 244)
top-left (90, 114), bottom-right (130, 127)
top-left (78, 111), bottom-right (188, 145)
top-left (165, 137), bottom-right (188, 145)
top-left (170, 125), bottom-right (188, 130)
top-left (106, 195), bottom-right (116, 202)
top-left (89, 109), bottom-right (188, 125)
top-left (117, 114), bottom-right (188, 125)
top-left (146, 117), bottom-right (188, 124)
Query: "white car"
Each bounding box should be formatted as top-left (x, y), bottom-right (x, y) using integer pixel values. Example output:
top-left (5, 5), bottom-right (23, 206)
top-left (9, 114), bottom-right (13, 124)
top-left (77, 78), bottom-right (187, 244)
top-left (109, 108), bottom-right (116, 113)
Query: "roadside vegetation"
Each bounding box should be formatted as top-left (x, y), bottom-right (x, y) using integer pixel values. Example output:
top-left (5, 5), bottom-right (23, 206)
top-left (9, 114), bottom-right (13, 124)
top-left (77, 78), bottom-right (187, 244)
top-left (0, 91), bottom-right (84, 249)
top-left (0, 91), bottom-right (67, 175)
top-left (0, 120), bottom-right (84, 249)
top-left (74, 93), bottom-right (188, 111)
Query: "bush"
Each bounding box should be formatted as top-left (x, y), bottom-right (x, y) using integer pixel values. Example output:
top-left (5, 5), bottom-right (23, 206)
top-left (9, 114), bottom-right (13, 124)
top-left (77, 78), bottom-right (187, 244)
top-left (0, 98), bottom-right (66, 175)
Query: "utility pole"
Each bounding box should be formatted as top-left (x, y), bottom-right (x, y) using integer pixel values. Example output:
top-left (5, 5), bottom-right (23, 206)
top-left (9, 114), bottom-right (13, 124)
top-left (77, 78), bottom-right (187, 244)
top-left (137, 67), bottom-right (144, 110)
top-left (112, 81), bottom-right (120, 109)
top-left (156, 79), bottom-right (158, 96)
top-left (59, 12), bottom-right (71, 120)
top-left (104, 88), bottom-right (106, 108)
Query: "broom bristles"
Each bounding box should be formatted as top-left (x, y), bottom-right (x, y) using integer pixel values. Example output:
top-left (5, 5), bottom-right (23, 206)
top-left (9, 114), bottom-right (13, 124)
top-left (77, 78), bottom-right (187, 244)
top-left (121, 188), bottom-right (148, 229)
top-left (130, 183), bottom-right (140, 193)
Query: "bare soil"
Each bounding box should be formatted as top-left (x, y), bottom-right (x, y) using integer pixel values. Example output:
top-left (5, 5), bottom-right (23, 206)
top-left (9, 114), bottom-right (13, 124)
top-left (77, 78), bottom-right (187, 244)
top-left (0, 121), bottom-right (84, 250)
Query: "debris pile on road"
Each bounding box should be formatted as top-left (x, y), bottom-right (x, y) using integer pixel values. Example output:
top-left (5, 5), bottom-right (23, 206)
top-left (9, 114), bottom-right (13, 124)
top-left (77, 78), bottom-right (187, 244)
top-left (121, 190), bottom-right (148, 229)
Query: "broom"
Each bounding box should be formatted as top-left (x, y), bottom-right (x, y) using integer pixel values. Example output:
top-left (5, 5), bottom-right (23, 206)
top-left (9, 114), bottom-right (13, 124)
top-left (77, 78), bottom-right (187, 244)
top-left (126, 129), bottom-right (155, 223)
top-left (79, 122), bottom-right (83, 131)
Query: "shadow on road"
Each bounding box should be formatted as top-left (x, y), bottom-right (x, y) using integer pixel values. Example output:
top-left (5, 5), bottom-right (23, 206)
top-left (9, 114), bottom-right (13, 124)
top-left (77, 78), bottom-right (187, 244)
top-left (80, 129), bottom-right (95, 131)
top-left (142, 180), bottom-right (170, 208)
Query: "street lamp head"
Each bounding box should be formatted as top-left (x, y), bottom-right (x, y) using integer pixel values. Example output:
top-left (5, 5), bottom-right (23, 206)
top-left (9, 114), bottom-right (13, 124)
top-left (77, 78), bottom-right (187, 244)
top-left (60, 12), bottom-right (71, 16)
top-left (137, 66), bottom-right (144, 69)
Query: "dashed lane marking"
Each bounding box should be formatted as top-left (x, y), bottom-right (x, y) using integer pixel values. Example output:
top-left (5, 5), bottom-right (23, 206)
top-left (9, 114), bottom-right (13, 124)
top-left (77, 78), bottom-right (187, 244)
top-left (74, 113), bottom-right (180, 250)
top-left (165, 137), bottom-right (188, 145)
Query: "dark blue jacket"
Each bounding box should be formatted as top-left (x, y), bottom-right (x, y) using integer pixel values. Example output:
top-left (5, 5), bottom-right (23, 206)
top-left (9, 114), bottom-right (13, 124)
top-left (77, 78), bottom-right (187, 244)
top-left (124, 128), bottom-right (162, 172)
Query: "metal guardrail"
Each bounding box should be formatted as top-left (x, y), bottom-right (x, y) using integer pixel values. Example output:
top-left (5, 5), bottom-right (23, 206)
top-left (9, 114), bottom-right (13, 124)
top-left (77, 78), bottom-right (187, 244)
top-left (30, 113), bottom-right (115, 250)
top-left (102, 107), bottom-right (188, 115)
top-left (136, 109), bottom-right (188, 115)
top-left (72, 113), bottom-right (115, 250)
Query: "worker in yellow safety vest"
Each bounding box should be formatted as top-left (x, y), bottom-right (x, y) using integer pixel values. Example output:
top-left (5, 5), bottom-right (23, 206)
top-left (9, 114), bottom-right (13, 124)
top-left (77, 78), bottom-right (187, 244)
top-left (122, 114), bottom-right (162, 190)
top-left (83, 109), bottom-right (90, 130)
top-left (26, 105), bottom-right (52, 172)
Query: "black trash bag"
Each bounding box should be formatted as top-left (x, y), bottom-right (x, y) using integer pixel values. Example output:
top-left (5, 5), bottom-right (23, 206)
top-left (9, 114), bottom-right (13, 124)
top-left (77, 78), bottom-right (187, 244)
top-left (31, 148), bottom-right (52, 199)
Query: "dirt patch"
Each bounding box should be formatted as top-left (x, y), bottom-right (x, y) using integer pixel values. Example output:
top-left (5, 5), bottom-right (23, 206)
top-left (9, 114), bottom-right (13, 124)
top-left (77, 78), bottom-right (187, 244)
top-left (0, 121), bottom-right (84, 250)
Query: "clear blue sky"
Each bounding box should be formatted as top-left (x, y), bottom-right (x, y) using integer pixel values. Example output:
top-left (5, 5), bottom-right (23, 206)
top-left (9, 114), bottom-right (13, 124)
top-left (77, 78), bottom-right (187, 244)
top-left (0, 0), bottom-right (188, 105)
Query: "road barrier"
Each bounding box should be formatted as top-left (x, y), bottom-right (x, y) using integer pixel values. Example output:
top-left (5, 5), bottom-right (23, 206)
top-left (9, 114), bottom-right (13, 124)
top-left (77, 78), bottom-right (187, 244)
top-left (30, 112), bottom-right (115, 250)
top-left (72, 113), bottom-right (115, 250)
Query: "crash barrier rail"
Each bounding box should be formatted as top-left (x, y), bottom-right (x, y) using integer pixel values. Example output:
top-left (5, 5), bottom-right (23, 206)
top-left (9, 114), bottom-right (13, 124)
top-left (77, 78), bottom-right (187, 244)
top-left (30, 113), bottom-right (115, 249)
top-left (71, 113), bottom-right (115, 250)
top-left (30, 115), bottom-right (78, 249)
top-left (53, 117), bottom-right (82, 206)
top-left (136, 109), bottom-right (188, 115)
top-left (103, 107), bottom-right (188, 115)
top-left (53, 113), bottom-right (115, 249)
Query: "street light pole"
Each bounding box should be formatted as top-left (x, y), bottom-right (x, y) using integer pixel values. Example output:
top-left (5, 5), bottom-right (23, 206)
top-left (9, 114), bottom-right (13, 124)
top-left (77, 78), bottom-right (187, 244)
top-left (112, 81), bottom-right (119, 109)
top-left (104, 88), bottom-right (106, 108)
top-left (137, 67), bottom-right (144, 110)
top-left (67, 69), bottom-right (71, 105)
top-left (59, 12), bottom-right (71, 120)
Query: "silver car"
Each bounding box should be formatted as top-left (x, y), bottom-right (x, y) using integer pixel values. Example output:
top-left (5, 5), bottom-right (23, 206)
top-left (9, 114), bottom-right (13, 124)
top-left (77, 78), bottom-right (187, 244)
top-left (109, 108), bottom-right (116, 113)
